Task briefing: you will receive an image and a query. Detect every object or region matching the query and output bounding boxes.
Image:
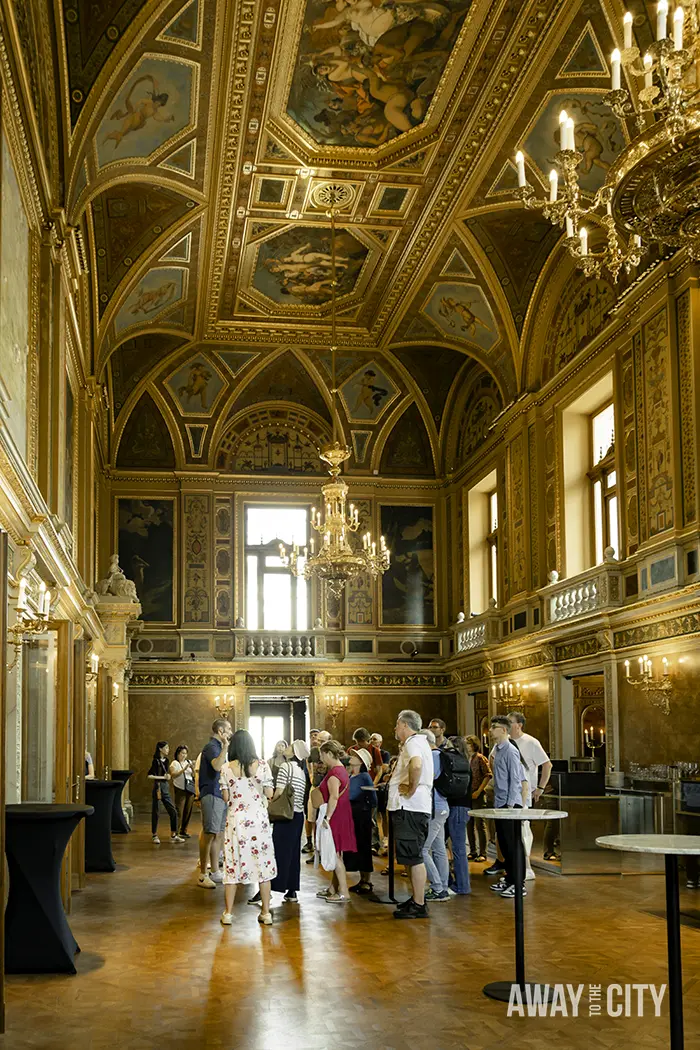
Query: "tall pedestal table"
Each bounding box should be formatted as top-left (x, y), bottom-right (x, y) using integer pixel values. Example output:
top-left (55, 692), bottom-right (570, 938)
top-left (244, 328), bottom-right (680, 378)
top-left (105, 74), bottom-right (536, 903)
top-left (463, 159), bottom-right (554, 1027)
top-left (5, 803), bottom-right (94, 973)
top-left (474, 807), bottom-right (568, 1002)
top-left (85, 780), bottom-right (121, 872)
top-left (597, 833), bottom-right (700, 1050)
top-left (110, 769), bottom-right (133, 834)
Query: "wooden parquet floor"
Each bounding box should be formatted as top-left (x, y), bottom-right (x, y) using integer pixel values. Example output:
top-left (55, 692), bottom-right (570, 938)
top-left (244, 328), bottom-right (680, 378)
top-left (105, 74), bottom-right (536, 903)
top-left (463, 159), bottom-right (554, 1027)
top-left (4, 818), bottom-right (700, 1050)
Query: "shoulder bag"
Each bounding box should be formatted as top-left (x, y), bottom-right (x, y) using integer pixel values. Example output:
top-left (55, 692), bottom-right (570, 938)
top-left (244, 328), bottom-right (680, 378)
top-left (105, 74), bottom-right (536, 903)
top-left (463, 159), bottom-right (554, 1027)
top-left (267, 762), bottom-right (295, 822)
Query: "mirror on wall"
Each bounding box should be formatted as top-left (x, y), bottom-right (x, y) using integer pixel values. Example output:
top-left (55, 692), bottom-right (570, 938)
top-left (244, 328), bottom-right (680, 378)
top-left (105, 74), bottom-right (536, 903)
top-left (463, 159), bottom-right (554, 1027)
top-left (21, 632), bottom-right (57, 801)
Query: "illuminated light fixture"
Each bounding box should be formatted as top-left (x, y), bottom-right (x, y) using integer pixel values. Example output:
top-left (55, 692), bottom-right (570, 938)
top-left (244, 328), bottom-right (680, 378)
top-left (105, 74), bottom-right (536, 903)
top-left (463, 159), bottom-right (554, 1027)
top-left (280, 184), bottom-right (390, 599)
top-left (624, 654), bottom-right (675, 715)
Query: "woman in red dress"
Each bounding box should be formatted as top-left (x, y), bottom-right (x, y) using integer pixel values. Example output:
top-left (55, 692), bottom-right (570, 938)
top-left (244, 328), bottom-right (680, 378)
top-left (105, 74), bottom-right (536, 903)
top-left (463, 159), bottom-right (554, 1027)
top-left (314, 739), bottom-right (356, 904)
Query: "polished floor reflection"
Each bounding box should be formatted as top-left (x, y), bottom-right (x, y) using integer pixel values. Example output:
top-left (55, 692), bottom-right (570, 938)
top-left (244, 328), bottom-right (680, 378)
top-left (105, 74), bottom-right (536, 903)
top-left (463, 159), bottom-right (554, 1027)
top-left (4, 819), bottom-right (700, 1049)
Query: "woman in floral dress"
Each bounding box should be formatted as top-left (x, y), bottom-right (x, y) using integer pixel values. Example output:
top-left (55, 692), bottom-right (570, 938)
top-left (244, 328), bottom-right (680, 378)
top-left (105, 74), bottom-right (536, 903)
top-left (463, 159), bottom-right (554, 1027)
top-left (220, 730), bottom-right (277, 927)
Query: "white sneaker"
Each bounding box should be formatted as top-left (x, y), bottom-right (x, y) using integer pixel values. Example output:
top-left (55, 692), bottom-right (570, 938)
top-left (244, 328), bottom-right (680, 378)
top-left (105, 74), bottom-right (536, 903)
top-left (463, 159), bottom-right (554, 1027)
top-left (198, 874), bottom-right (216, 888)
top-left (220, 912), bottom-right (233, 926)
top-left (152, 835), bottom-right (160, 844)
top-left (210, 869), bottom-right (223, 883)
top-left (525, 868), bottom-right (536, 881)
top-left (171, 835), bottom-right (186, 843)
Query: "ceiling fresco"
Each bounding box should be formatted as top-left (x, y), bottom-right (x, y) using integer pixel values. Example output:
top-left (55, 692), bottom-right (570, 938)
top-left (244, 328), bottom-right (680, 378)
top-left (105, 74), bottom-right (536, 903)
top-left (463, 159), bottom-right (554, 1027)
top-left (13, 0), bottom-right (647, 476)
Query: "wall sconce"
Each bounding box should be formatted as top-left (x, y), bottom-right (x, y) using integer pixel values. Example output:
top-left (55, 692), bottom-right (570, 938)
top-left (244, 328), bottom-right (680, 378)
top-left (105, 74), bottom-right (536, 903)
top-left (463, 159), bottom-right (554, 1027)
top-left (214, 693), bottom-right (234, 719)
top-left (111, 682), bottom-right (120, 704)
top-left (7, 580), bottom-right (53, 672)
top-left (492, 681), bottom-right (530, 706)
top-left (624, 655), bottom-right (674, 716)
top-left (86, 652), bottom-right (99, 684)
top-left (584, 725), bottom-right (606, 752)
top-left (325, 693), bottom-right (348, 731)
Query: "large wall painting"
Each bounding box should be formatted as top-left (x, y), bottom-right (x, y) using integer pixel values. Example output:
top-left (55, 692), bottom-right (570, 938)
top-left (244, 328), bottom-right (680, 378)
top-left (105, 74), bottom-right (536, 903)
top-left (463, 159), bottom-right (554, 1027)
top-left (97, 56), bottom-right (196, 168)
top-left (253, 227), bottom-right (368, 306)
top-left (114, 266), bottom-right (186, 334)
top-left (340, 361), bottom-right (399, 422)
top-left (0, 133), bottom-right (30, 459)
top-left (422, 282), bottom-right (499, 352)
top-left (118, 498), bottom-right (175, 622)
top-left (380, 505), bottom-right (435, 625)
top-left (165, 354), bottom-right (226, 416)
top-left (286, 0), bottom-right (471, 147)
top-left (524, 92), bottom-right (624, 195)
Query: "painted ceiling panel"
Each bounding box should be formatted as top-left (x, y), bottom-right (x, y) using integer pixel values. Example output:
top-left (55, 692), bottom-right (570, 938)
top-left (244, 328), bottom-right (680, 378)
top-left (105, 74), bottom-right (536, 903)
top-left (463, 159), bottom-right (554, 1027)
top-left (390, 346), bottom-right (467, 428)
top-left (111, 333), bottom-right (186, 416)
top-left (380, 403), bottom-right (434, 477)
top-left (229, 351), bottom-right (332, 423)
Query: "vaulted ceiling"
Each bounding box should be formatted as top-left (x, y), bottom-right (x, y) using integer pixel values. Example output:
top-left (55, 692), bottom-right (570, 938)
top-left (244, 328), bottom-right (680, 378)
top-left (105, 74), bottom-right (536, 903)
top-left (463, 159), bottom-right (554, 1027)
top-left (7, 0), bottom-right (661, 473)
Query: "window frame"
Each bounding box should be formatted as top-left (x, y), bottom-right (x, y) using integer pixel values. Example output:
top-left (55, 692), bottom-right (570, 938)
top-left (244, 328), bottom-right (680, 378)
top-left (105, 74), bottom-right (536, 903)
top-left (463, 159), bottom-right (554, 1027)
top-left (587, 402), bottom-right (618, 564)
top-left (486, 489), bottom-right (499, 605)
top-left (244, 506), bottom-right (311, 630)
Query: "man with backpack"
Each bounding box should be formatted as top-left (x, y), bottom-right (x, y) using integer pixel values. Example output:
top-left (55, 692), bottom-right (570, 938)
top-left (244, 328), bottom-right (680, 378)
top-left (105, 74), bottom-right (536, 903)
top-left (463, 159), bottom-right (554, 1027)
top-left (438, 737), bottom-right (473, 894)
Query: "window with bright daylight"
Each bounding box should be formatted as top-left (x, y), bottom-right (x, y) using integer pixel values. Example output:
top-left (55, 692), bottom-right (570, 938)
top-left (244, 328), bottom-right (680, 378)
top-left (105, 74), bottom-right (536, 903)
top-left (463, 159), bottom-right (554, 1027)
top-left (588, 402), bottom-right (618, 563)
top-left (245, 506), bottom-right (310, 630)
top-left (487, 490), bottom-right (498, 603)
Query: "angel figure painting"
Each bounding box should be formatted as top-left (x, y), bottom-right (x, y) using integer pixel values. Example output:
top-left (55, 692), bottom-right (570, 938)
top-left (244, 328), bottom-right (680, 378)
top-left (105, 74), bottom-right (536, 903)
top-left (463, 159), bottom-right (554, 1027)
top-left (287, 0), bottom-right (472, 147)
top-left (423, 282), bottom-right (499, 352)
top-left (254, 227), bottom-right (368, 305)
top-left (165, 355), bottom-right (225, 416)
top-left (114, 267), bottom-right (185, 334)
top-left (97, 57), bottom-right (194, 167)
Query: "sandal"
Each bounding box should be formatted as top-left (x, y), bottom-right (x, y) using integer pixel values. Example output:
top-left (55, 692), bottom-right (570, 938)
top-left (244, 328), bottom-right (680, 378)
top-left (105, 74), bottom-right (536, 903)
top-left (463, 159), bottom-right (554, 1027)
top-left (258, 913), bottom-right (273, 925)
top-left (316, 888), bottom-right (333, 898)
top-left (325, 894), bottom-right (349, 904)
top-left (354, 882), bottom-right (373, 895)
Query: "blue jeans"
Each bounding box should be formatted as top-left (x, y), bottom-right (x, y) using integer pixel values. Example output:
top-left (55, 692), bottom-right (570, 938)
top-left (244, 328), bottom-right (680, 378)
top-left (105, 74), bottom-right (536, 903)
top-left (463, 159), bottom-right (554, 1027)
top-left (422, 808), bottom-right (449, 893)
top-left (447, 806), bottom-right (471, 894)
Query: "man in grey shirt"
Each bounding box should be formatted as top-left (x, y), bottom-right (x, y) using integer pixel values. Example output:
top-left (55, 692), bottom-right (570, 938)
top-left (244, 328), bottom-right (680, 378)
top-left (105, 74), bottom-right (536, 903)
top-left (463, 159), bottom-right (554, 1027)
top-left (489, 715), bottom-right (529, 899)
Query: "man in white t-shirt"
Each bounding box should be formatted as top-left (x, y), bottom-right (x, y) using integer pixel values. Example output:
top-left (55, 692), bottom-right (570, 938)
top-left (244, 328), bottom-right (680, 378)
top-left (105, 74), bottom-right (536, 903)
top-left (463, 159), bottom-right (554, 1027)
top-left (507, 712), bottom-right (552, 880)
top-left (388, 709), bottom-right (434, 920)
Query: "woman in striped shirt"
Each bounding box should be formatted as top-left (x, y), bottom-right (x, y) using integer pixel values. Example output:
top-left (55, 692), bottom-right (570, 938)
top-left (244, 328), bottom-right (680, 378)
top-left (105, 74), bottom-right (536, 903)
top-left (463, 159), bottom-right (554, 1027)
top-left (269, 740), bottom-right (310, 903)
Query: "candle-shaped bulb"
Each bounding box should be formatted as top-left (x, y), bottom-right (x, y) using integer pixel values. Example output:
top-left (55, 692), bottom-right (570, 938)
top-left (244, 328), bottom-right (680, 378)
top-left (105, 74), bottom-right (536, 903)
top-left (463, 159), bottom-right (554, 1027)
top-left (558, 109), bottom-right (568, 132)
top-left (579, 227), bottom-right (588, 255)
top-left (673, 5), bottom-right (684, 49)
top-left (643, 52), bottom-right (653, 88)
top-left (657, 0), bottom-right (668, 40)
top-left (638, 656), bottom-right (644, 672)
top-left (611, 48), bottom-right (621, 90)
top-left (515, 150), bottom-right (526, 187)
top-left (624, 659), bottom-right (630, 674)
top-left (566, 215), bottom-right (574, 238)
top-left (17, 577), bottom-right (27, 611)
top-left (565, 117), bottom-right (575, 151)
top-left (549, 169), bottom-right (558, 202)
top-left (43, 589), bottom-right (51, 617)
top-left (623, 11), bottom-right (633, 49)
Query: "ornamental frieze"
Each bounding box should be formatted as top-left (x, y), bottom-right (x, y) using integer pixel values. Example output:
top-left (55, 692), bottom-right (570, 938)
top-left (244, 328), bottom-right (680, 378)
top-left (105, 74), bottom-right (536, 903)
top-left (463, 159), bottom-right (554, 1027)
top-left (614, 612), bottom-right (700, 650)
top-left (323, 673), bottom-right (450, 688)
top-left (130, 673), bottom-right (237, 688)
top-left (493, 652), bottom-right (544, 676)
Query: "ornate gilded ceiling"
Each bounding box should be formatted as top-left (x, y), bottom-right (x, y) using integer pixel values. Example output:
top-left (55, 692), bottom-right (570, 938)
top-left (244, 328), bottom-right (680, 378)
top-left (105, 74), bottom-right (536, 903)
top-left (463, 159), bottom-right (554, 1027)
top-left (5, 0), bottom-right (664, 474)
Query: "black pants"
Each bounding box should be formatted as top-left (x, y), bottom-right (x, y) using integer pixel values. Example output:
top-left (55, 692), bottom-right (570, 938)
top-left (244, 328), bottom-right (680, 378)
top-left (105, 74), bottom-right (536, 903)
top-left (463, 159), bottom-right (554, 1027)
top-left (174, 787), bottom-right (194, 835)
top-left (152, 788), bottom-right (178, 836)
top-left (270, 811), bottom-right (304, 894)
top-left (495, 810), bottom-right (524, 889)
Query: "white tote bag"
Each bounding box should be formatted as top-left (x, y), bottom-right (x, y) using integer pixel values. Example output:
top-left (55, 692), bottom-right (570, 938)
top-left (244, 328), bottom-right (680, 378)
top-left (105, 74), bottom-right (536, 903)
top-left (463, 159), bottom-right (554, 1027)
top-left (315, 803), bottom-right (337, 872)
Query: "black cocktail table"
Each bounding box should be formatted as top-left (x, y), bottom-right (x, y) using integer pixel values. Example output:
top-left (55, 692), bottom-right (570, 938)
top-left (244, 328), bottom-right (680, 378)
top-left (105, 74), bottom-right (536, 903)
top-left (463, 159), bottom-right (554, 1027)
top-left (5, 803), bottom-right (93, 974)
top-left (85, 780), bottom-right (121, 872)
top-left (110, 769), bottom-right (133, 834)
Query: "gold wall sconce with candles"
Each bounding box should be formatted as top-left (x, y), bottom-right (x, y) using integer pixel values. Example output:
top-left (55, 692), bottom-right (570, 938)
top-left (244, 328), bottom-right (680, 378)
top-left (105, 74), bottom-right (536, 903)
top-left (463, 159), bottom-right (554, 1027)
top-left (214, 693), bottom-right (235, 720)
top-left (325, 693), bottom-right (348, 731)
top-left (624, 654), bottom-right (675, 715)
top-left (7, 579), bottom-right (53, 672)
top-left (584, 725), bottom-right (606, 752)
top-left (86, 651), bottom-right (99, 684)
top-left (491, 681), bottom-right (530, 706)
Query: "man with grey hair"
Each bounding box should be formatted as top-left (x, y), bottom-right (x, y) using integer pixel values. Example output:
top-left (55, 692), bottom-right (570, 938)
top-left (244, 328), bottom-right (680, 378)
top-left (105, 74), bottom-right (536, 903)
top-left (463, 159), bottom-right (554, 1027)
top-left (388, 709), bottom-right (434, 919)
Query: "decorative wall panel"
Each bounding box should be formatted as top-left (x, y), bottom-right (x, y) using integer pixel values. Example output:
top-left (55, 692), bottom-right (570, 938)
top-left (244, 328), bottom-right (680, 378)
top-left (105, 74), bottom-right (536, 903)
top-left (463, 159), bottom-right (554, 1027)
top-left (528, 423), bottom-right (540, 591)
top-left (0, 132), bottom-right (30, 459)
top-left (676, 291), bottom-right (696, 526)
top-left (633, 329), bottom-right (648, 545)
top-left (214, 496), bottom-right (233, 627)
top-left (183, 494), bottom-right (210, 623)
top-left (642, 308), bottom-right (674, 536)
top-left (544, 414), bottom-right (559, 575)
top-left (621, 342), bottom-right (639, 556)
top-left (346, 499), bottom-right (373, 626)
top-left (508, 431), bottom-right (527, 597)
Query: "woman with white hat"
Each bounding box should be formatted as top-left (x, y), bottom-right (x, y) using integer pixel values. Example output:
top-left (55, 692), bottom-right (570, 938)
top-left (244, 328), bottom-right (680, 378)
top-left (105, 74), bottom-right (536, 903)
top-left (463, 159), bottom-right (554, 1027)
top-left (343, 747), bottom-right (377, 895)
top-left (268, 740), bottom-right (310, 903)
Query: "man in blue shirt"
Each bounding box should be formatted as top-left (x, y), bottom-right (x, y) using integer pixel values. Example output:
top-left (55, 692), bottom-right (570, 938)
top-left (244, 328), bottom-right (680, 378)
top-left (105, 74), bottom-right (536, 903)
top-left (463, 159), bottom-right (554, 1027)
top-left (489, 715), bottom-right (529, 899)
top-left (197, 718), bottom-right (231, 888)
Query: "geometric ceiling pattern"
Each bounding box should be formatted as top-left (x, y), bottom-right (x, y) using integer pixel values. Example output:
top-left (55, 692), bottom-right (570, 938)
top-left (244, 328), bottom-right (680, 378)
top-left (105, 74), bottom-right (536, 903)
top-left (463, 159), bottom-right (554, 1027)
top-left (9, 0), bottom-right (657, 473)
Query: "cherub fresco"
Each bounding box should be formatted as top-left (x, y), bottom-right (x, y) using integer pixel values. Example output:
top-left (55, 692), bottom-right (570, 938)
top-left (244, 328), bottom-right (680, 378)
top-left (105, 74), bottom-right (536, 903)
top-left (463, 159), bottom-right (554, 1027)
top-left (255, 228), bottom-right (368, 305)
top-left (287, 0), bottom-right (471, 147)
top-left (178, 362), bottom-right (212, 410)
top-left (438, 296), bottom-right (492, 338)
top-left (103, 75), bottom-right (175, 150)
top-left (353, 369), bottom-right (389, 413)
top-left (129, 279), bottom-right (177, 316)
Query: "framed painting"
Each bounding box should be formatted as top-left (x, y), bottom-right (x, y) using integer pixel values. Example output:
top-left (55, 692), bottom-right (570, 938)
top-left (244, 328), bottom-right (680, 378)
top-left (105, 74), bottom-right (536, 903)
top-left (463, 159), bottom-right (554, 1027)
top-left (380, 505), bottom-right (435, 626)
top-left (117, 497), bottom-right (176, 622)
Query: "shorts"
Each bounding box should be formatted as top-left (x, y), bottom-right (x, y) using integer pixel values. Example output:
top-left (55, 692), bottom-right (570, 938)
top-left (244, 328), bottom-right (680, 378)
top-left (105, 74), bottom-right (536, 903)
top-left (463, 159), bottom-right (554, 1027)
top-left (392, 810), bottom-right (430, 867)
top-left (200, 793), bottom-right (226, 834)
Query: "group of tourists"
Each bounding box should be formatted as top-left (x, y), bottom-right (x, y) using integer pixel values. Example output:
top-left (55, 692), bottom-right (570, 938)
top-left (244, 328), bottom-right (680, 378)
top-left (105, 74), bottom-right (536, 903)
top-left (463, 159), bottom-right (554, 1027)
top-left (146, 706), bottom-right (552, 926)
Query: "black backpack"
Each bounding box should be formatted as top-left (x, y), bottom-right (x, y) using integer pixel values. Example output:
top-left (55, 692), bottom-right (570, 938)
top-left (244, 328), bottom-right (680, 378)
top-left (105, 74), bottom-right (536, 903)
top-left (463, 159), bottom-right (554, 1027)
top-left (434, 749), bottom-right (471, 802)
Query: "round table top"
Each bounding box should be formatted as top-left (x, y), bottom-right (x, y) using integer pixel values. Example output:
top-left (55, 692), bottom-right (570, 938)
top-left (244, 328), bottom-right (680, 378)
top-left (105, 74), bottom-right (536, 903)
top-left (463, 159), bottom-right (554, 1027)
top-left (474, 808), bottom-right (568, 821)
top-left (85, 779), bottom-right (121, 789)
top-left (597, 834), bottom-right (700, 855)
top-left (6, 803), bottom-right (94, 820)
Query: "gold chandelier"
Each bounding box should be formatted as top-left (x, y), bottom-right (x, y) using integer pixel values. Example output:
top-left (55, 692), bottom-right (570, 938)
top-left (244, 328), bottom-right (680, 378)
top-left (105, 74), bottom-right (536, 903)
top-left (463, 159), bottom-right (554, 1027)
top-left (514, 2), bottom-right (700, 280)
top-left (280, 184), bottom-right (390, 599)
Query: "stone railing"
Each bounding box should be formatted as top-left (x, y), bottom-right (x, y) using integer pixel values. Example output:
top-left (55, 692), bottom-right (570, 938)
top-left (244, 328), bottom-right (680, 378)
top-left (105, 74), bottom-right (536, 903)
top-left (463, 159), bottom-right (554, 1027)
top-left (453, 607), bottom-right (500, 653)
top-left (235, 631), bottom-right (322, 658)
top-left (541, 559), bottom-right (623, 624)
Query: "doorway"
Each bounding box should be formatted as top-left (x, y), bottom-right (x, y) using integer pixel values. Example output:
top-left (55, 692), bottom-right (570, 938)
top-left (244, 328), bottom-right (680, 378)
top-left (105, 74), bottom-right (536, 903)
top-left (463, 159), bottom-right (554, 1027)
top-left (248, 697), bottom-right (308, 759)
